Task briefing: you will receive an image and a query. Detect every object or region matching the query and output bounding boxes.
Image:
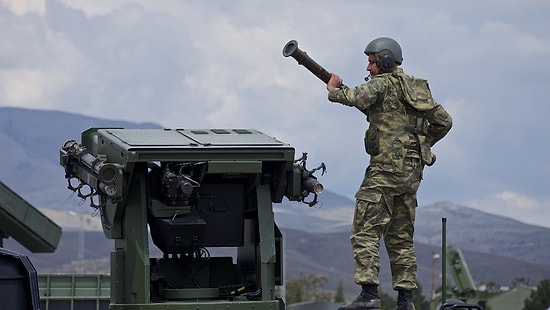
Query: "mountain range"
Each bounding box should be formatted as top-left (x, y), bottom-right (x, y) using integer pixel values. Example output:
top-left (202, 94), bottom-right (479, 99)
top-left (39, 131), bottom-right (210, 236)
top-left (1, 106), bottom-right (549, 299)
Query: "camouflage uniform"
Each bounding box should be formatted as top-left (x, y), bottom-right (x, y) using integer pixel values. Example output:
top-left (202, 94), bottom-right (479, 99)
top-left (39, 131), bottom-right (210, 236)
top-left (328, 68), bottom-right (452, 290)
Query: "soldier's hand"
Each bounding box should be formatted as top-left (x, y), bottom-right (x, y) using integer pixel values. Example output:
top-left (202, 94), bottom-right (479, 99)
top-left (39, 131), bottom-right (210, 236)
top-left (427, 153), bottom-right (436, 166)
top-left (327, 73), bottom-right (343, 91)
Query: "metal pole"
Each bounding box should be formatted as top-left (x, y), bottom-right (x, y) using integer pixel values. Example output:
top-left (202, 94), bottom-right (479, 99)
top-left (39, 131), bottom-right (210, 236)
top-left (441, 217), bottom-right (447, 305)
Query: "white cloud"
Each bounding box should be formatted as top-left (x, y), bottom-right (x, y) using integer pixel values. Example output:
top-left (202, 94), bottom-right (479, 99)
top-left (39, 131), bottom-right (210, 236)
top-left (57, 0), bottom-right (131, 17)
top-left (1, 0), bottom-right (550, 227)
top-left (0, 7), bottom-right (84, 110)
top-left (468, 192), bottom-right (550, 228)
top-left (0, 0), bottom-right (44, 15)
top-left (0, 69), bottom-right (65, 105)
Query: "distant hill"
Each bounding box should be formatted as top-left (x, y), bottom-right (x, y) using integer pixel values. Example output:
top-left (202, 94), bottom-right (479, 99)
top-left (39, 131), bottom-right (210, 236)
top-left (2, 107), bottom-right (550, 299)
top-left (281, 227), bottom-right (550, 298)
top-left (5, 220), bottom-right (550, 300)
top-left (415, 201), bottom-right (550, 267)
top-left (277, 194), bottom-right (550, 268)
top-left (275, 198), bottom-right (550, 296)
top-left (0, 106), bottom-right (160, 209)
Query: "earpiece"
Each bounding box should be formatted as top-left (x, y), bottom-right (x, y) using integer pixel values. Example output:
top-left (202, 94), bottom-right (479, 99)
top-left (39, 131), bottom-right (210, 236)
top-left (377, 50), bottom-right (395, 73)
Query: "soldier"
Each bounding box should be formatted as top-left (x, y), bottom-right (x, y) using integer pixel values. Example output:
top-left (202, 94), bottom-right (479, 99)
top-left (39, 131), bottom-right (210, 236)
top-left (326, 37), bottom-right (452, 310)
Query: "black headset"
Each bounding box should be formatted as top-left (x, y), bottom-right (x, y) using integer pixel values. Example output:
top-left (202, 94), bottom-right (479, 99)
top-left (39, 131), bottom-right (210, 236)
top-left (376, 50), bottom-right (395, 73)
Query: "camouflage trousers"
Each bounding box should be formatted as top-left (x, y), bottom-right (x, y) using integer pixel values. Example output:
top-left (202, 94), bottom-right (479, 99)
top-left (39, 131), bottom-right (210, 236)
top-left (351, 157), bottom-right (423, 290)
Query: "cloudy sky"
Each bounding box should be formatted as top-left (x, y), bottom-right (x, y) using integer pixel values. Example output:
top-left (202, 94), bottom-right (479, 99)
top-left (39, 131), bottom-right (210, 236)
top-left (2, 0), bottom-right (550, 228)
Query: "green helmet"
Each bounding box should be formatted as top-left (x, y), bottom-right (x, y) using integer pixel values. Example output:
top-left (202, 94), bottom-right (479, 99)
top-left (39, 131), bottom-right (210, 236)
top-left (364, 37), bottom-right (403, 72)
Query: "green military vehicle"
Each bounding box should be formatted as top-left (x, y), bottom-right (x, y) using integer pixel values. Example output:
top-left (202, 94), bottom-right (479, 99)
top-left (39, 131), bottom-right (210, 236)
top-left (0, 180), bottom-right (62, 309)
top-left (56, 127), bottom-right (325, 310)
top-left (430, 245), bottom-right (535, 310)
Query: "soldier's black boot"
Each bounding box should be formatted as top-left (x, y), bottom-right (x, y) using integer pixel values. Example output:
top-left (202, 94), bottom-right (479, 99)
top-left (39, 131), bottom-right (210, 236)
top-left (395, 290), bottom-right (415, 310)
top-left (337, 284), bottom-right (381, 310)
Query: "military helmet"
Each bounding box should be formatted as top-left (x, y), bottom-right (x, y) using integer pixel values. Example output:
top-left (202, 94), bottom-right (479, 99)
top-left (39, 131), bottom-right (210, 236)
top-left (364, 37), bottom-right (403, 72)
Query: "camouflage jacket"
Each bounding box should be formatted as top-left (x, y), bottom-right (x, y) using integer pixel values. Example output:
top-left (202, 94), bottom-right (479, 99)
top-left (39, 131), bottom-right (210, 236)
top-left (328, 68), bottom-right (452, 168)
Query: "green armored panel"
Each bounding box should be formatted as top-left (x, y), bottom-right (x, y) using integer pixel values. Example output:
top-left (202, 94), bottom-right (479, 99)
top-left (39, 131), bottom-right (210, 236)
top-left (38, 274), bottom-right (111, 298)
top-left (79, 128), bottom-right (297, 204)
top-left (82, 128), bottom-right (295, 164)
top-left (446, 246), bottom-right (476, 298)
top-left (0, 181), bottom-right (62, 253)
top-left (38, 274), bottom-right (110, 310)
